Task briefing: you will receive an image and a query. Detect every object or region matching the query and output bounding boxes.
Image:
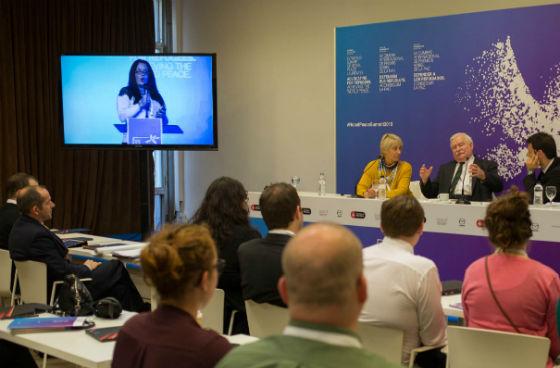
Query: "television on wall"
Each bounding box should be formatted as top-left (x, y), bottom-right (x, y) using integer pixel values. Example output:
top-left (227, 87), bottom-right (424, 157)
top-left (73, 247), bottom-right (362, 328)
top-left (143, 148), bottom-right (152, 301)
top-left (60, 54), bottom-right (217, 150)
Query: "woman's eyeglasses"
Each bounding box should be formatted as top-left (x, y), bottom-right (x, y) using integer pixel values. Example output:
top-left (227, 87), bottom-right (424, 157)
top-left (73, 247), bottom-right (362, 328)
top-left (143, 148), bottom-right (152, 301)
top-left (215, 258), bottom-right (226, 275)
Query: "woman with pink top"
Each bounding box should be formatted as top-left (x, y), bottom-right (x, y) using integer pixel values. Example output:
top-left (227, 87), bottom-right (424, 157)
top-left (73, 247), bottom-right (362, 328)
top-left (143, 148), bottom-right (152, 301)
top-left (462, 189), bottom-right (560, 367)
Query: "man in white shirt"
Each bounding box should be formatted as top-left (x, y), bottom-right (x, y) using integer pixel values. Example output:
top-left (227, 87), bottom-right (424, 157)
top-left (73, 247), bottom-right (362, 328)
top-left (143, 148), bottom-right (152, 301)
top-left (523, 132), bottom-right (560, 203)
top-left (360, 195), bottom-right (447, 368)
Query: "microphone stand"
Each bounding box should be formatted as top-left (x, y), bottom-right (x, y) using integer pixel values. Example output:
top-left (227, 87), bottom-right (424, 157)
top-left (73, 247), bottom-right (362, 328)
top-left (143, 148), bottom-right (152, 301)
top-left (455, 167), bottom-right (471, 205)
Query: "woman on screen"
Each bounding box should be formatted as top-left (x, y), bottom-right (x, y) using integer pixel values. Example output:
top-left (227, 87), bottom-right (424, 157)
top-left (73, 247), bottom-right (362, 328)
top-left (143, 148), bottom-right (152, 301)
top-left (462, 189), bottom-right (560, 368)
top-left (356, 133), bottom-right (412, 198)
top-left (112, 224), bottom-right (232, 368)
top-left (116, 59), bottom-right (168, 124)
top-left (190, 177), bottom-right (261, 334)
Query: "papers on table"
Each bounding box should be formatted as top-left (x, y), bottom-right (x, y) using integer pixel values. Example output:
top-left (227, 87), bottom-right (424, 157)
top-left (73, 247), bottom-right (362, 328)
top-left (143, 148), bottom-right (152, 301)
top-left (95, 243), bottom-right (146, 256)
top-left (112, 247), bottom-right (144, 260)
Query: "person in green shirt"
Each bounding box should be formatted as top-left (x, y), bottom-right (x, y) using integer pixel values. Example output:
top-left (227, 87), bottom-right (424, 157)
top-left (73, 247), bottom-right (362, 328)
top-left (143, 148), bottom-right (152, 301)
top-left (217, 223), bottom-right (400, 368)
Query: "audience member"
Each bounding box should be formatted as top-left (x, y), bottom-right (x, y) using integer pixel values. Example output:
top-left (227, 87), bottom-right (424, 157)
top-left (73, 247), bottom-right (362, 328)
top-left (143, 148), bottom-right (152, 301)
top-left (112, 224), bottom-right (232, 368)
top-left (420, 132), bottom-right (502, 201)
top-left (9, 185), bottom-right (144, 311)
top-left (190, 177), bottom-right (261, 333)
top-left (360, 195), bottom-right (447, 367)
top-left (217, 223), bottom-right (399, 368)
top-left (462, 189), bottom-right (560, 368)
top-left (0, 172), bottom-right (37, 249)
top-left (523, 132), bottom-right (560, 203)
top-left (356, 133), bottom-right (412, 198)
top-left (238, 183), bottom-right (302, 307)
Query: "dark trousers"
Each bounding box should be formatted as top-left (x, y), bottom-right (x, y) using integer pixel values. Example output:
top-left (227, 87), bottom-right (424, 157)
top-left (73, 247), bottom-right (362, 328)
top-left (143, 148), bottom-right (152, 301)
top-left (88, 260), bottom-right (144, 312)
top-left (0, 340), bottom-right (37, 368)
top-left (414, 347), bottom-right (447, 368)
top-left (223, 288), bottom-right (249, 334)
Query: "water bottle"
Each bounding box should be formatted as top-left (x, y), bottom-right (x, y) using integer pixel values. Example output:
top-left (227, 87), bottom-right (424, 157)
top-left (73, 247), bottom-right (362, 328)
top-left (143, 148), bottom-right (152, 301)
top-left (377, 176), bottom-right (387, 200)
top-left (318, 173), bottom-right (326, 196)
top-left (534, 182), bottom-right (544, 205)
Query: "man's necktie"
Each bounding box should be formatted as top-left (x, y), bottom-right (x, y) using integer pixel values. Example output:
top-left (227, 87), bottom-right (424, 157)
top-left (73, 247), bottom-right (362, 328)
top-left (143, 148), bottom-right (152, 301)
top-left (450, 162), bottom-right (465, 194)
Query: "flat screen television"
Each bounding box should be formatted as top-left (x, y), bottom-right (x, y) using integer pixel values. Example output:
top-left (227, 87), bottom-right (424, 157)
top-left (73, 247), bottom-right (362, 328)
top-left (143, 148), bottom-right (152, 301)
top-left (60, 54), bottom-right (217, 150)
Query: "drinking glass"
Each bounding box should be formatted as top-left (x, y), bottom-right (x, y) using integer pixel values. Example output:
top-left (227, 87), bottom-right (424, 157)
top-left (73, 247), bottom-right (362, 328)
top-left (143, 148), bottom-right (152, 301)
top-left (291, 176), bottom-right (301, 189)
top-left (545, 186), bottom-right (557, 205)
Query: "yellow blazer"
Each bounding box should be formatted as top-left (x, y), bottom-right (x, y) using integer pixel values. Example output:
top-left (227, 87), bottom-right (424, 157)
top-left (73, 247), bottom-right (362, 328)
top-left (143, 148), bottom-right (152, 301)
top-left (356, 159), bottom-right (412, 198)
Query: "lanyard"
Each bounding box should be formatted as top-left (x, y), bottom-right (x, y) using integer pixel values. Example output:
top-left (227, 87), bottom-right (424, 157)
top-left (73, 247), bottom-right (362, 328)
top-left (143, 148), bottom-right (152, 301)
top-left (378, 160), bottom-right (399, 186)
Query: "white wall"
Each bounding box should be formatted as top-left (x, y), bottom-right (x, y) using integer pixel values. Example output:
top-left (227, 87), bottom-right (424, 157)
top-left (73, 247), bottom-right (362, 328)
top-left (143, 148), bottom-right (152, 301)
top-left (176, 0), bottom-right (559, 217)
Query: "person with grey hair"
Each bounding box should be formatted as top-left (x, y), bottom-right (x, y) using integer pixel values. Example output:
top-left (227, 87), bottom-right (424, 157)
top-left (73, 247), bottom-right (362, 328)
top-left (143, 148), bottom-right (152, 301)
top-left (217, 223), bottom-right (399, 368)
top-left (419, 132), bottom-right (502, 201)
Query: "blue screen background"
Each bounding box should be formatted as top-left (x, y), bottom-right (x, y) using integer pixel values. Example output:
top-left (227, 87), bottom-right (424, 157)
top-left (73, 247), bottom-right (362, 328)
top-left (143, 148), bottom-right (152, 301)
top-left (61, 55), bottom-right (215, 146)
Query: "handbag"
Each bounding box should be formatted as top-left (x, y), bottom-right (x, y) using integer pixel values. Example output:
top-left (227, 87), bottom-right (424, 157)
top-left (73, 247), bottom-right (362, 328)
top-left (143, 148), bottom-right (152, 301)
top-left (55, 274), bottom-right (94, 316)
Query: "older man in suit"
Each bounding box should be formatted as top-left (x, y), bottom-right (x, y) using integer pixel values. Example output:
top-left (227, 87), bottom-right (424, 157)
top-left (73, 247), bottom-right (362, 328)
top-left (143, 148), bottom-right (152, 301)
top-left (419, 132), bottom-right (503, 201)
top-left (9, 185), bottom-right (145, 311)
top-left (238, 183), bottom-right (303, 307)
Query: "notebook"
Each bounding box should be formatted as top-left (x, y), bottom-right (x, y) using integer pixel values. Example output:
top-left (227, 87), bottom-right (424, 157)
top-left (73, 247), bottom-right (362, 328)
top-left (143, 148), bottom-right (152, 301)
top-left (86, 326), bottom-right (121, 342)
top-left (0, 304), bottom-right (51, 320)
top-left (8, 316), bottom-right (94, 334)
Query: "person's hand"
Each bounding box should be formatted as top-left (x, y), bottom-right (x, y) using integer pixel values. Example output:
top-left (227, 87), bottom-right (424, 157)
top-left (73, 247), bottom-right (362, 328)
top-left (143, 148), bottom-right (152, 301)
top-left (139, 92), bottom-right (151, 110)
top-left (364, 187), bottom-right (377, 198)
top-left (525, 153), bottom-right (539, 171)
top-left (468, 163), bottom-right (486, 181)
top-left (419, 164), bottom-right (433, 184)
top-left (84, 260), bottom-right (101, 271)
top-left (155, 106), bottom-right (166, 118)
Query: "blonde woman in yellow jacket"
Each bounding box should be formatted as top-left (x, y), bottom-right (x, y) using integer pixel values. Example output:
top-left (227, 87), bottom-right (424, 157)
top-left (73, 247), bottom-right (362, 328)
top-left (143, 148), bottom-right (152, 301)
top-left (356, 133), bottom-right (412, 198)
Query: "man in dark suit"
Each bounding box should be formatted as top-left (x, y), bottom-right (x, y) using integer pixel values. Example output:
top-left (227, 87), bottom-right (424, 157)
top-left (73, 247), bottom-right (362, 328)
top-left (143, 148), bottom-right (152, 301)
top-left (419, 132), bottom-right (503, 201)
top-left (9, 185), bottom-right (145, 311)
top-left (524, 132), bottom-right (560, 203)
top-left (238, 183), bottom-right (303, 307)
top-left (0, 173), bottom-right (38, 249)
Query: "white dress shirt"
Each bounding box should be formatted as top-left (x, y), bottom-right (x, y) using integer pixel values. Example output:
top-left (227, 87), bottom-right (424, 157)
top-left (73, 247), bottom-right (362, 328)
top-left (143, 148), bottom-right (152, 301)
top-left (359, 237), bottom-right (447, 364)
top-left (452, 155), bottom-right (475, 196)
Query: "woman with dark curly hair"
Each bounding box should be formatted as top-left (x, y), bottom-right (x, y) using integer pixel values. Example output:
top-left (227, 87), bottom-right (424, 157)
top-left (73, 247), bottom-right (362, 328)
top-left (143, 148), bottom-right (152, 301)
top-left (462, 188), bottom-right (560, 367)
top-left (191, 177), bottom-right (261, 333)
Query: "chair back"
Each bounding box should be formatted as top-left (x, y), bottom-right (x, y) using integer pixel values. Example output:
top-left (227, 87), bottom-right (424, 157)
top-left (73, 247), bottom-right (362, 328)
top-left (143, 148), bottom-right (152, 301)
top-left (409, 180), bottom-right (426, 200)
top-left (201, 288), bottom-right (225, 333)
top-left (447, 326), bottom-right (550, 368)
top-left (357, 322), bottom-right (404, 365)
top-left (245, 300), bottom-right (289, 338)
top-left (0, 250), bottom-right (12, 298)
top-left (14, 260), bottom-right (48, 304)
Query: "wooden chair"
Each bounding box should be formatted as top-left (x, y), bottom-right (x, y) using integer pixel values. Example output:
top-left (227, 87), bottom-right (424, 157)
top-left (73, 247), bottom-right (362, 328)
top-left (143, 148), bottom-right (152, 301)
top-left (245, 300), bottom-right (289, 338)
top-left (446, 325), bottom-right (550, 368)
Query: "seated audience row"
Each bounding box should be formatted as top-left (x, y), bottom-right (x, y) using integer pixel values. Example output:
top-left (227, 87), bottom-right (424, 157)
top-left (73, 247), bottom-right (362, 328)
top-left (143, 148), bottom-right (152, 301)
top-left (9, 185), bottom-right (145, 312)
